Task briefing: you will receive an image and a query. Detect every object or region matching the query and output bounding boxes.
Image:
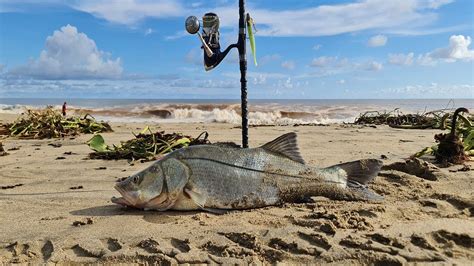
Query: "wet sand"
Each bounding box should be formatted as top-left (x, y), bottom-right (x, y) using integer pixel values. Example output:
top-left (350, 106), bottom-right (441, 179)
top-left (0, 114), bottom-right (473, 264)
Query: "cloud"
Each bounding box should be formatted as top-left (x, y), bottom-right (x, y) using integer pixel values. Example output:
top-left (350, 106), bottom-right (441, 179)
top-left (165, 30), bottom-right (188, 40)
top-left (313, 44), bottom-right (322, 51)
top-left (388, 53), bottom-right (415, 65)
top-left (388, 35), bottom-right (474, 67)
top-left (278, 78), bottom-right (294, 89)
top-left (252, 74), bottom-right (267, 85)
top-left (2, 0), bottom-right (456, 37)
top-left (310, 56), bottom-right (337, 68)
top-left (144, 28), bottom-right (154, 36)
top-left (363, 61), bottom-right (383, 71)
top-left (420, 0), bottom-right (454, 9)
top-left (73, 0), bottom-right (183, 25)
top-left (367, 35), bottom-right (388, 47)
top-left (429, 35), bottom-right (474, 62)
top-left (281, 60), bottom-right (295, 70)
top-left (380, 83), bottom-right (473, 98)
top-left (184, 49), bottom-right (202, 66)
top-left (9, 24), bottom-right (122, 80)
top-left (338, 79), bottom-right (346, 84)
top-left (417, 53), bottom-right (436, 66)
top-left (214, 0), bottom-right (453, 37)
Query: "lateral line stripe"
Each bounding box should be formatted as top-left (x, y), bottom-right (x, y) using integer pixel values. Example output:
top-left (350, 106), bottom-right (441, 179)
top-left (181, 157), bottom-right (344, 185)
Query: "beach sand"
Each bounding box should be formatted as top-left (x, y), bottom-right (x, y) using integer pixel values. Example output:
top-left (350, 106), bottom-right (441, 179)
top-left (0, 113), bottom-right (473, 264)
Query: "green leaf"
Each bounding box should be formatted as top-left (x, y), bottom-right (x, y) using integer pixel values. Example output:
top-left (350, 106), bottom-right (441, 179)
top-left (87, 134), bottom-right (109, 152)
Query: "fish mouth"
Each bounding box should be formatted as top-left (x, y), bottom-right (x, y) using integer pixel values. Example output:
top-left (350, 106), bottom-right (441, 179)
top-left (112, 183), bottom-right (135, 207)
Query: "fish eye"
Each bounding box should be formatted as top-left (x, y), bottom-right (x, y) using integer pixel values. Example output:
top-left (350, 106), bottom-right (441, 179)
top-left (133, 176), bottom-right (139, 184)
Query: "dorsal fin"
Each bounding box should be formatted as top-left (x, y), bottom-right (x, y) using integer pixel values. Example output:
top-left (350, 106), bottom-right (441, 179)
top-left (261, 132), bottom-right (305, 164)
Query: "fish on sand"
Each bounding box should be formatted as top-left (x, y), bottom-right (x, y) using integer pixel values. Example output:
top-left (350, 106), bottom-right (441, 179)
top-left (112, 133), bottom-right (383, 212)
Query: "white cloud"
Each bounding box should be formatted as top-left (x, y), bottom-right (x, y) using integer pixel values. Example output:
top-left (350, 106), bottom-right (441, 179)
top-left (281, 60), bottom-right (295, 70)
top-left (253, 74), bottom-right (267, 85)
top-left (387, 35), bottom-right (474, 67)
top-left (363, 61), bottom-right (383, 71)
top-left (310, 56), bottom-right (337, 67)
top-left (73, 0), bottom-right (183, 25)
top-left (367, 35), bottom-right (388, 47)
top-left (429, 35), bottom-right (474, 62)
top-left (338, 79), bottom-right (346, 84)
top-left (214, 0), bottom-right (453, 37)
top-left (184, 49), bottom-right (202, 66)
top-left (165, 30), bottom-right (188, 40)
top-left (420, 0), bottom-right (454, 9)
top-left (1, 0), bottom-right (456, 37)
top-left (417, 53), bottom-right (437, 66)
top-left (380, 83), bottom-right (473, 98)
top-left (10, 24), bottom-right (122, 79)
top-left (144, 28), bottom-right (154, 36)
top-left (313, 44), bottom-right (322, 51)
top-left (278, 77), bottom-right (294, 89)
top-left (388, 53), bottom-right (415, 65)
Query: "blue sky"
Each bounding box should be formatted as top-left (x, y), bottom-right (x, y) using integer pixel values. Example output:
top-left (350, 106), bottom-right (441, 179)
top-left (0, 0), bottom-right (473, 99)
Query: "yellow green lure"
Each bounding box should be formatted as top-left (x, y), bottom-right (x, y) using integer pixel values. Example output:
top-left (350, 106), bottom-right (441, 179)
top-left (246, 13), bottom-right (257, 66)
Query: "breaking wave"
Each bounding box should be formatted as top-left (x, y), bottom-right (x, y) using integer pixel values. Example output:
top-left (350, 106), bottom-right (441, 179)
top-left (0, 102), bottom-right (368, 125)
top-left (3, 99), bottom-right (465, 125)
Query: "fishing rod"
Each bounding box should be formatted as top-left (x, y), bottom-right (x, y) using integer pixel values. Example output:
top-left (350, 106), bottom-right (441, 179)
top-left (185, 0), bottom-right (257, 148)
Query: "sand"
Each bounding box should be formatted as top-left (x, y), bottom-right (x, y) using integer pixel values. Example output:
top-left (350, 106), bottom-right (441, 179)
top-left (0, 113), bottom-right (473, 264)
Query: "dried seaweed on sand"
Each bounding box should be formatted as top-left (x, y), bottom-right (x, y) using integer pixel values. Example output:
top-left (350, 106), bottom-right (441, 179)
top-left (354, 108), bottom-right (454, 129)
top-left (413, 107), bottom-right (473, 165)
top-left (3, 106), bottom-right (112, 139)
top-left (88, 127), bottom-right (211, 161)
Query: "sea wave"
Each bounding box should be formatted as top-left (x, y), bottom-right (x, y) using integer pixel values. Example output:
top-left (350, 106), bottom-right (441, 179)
top-left (0, 103), bottom-right (365, 125)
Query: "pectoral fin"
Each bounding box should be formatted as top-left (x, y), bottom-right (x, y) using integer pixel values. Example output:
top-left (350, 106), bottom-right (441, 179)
top-left (184, 188), bottom-right (206, 208)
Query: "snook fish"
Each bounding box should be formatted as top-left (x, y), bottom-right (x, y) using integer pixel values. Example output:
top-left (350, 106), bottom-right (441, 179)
top-left (112, 133), bottom-right (383, 212)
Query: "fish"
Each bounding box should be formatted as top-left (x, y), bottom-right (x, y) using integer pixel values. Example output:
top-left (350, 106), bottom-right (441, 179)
top-left (112, 132), bottom-right (383, 212)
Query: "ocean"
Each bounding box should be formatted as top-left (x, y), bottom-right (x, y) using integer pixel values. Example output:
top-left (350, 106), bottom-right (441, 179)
top-left (1, 98), bottom-right (472, 125)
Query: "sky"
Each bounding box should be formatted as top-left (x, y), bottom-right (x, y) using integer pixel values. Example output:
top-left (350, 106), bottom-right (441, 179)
top-left (0, 0), bottom-right (473, 99)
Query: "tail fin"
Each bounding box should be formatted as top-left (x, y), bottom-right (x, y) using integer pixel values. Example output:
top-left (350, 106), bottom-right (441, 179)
top-left (326, 159), bottom-right (384, 201)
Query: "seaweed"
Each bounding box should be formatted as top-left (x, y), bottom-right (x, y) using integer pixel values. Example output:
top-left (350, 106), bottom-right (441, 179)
top-left (413, 107), bottom-right (473, 165)
top-left (3, 106), bottom-right (112, 139)
top-left (354, 108), bottom-right (452, 129)
top-left (88, 127), bottom-right (211, 161)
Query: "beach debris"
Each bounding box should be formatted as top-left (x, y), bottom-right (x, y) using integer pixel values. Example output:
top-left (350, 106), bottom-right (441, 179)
top-left (413, 107), bottom-right (472, 165)
top-left (354, 108), bottom-right (467, 129)
top-left (1, 183), bottom-right (24, 190)
top-left (448, 165), bottom-right (471, 172)
top-left (112, 133), bottom-right (384, 212)
top-left (88, 127), bottom-right (210, 161)
top-left (4, 106), bottom-right (112, 139)
top-left (72, 218), bottom-right (93, 227)
top-left (7, 146), bottom-right (20, 151)
top-left (382, 158), bottom-right (446, 181)
top-left (0, 142), bottom-right (8, 156)
top-left (48, 143), bottom-right (62, 148)
top-left (55, 156), bottom-right (66, 160)
top-left (70, 186), bottom-right (84, 190)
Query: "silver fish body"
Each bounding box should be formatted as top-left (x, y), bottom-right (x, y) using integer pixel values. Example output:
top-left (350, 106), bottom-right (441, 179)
top-left (112, 133), bottom-right (383, 212)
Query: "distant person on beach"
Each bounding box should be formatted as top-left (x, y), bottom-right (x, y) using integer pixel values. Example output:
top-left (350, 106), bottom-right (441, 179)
top-left (62, 102), bottom-right (67, 116)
